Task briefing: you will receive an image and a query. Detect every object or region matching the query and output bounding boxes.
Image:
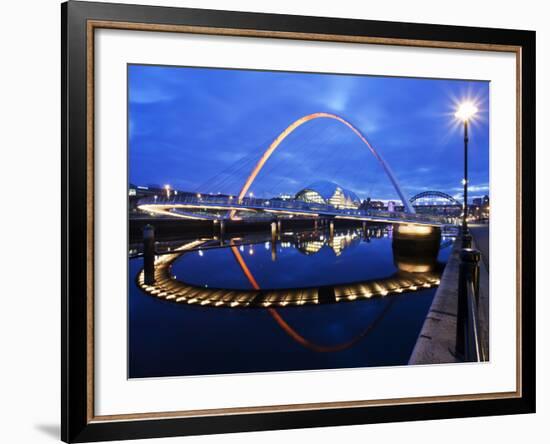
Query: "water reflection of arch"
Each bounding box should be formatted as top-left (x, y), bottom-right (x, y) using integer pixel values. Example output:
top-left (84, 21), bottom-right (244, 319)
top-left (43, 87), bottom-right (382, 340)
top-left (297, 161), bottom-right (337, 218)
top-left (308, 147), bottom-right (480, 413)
top-left (229, 241), bottom-right (400, 353)
top-left (137, 237), bottom-right (442, 353)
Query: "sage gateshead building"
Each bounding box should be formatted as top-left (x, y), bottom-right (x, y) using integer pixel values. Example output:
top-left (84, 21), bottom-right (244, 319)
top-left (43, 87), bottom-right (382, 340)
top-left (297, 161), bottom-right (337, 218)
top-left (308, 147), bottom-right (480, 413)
top-left (295, 180), bottom-right (361, 210)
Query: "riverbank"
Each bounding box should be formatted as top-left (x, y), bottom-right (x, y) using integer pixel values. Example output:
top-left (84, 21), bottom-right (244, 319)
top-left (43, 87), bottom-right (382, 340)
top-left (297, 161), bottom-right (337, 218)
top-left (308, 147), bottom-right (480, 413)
top-left (409, 229), bottom-right (490, 364)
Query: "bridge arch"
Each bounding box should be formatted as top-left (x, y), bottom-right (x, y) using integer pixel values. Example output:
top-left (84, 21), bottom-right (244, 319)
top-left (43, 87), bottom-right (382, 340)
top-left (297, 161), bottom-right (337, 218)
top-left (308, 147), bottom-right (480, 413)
top-left (231, 112), bottom-right (415, 217)
top-left (410, 191), bottom-right (461, 206)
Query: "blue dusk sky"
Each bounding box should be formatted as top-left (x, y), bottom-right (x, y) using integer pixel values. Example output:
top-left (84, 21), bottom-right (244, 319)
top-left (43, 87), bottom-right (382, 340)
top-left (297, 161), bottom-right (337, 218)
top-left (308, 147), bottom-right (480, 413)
top-left (128, 64), bottom-right (489, 203)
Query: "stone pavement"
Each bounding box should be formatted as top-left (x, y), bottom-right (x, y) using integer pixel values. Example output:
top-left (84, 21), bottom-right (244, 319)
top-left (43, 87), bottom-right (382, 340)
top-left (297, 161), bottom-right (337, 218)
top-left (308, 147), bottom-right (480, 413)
top-left (409, 228), bottom-right (490, 364)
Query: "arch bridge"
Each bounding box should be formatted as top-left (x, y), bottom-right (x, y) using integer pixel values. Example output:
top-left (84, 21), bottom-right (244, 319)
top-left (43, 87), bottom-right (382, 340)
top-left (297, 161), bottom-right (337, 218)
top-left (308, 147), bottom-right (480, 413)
top-left (138, 113), bottom-right (456, 227)
top-left (410, 191), bottom-right (462, 207)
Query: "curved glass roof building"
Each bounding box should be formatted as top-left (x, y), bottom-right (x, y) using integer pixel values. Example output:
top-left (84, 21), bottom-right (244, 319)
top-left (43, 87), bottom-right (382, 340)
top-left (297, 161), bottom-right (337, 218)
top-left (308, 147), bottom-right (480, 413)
top-left (295, 180), bottom-right (361, 209)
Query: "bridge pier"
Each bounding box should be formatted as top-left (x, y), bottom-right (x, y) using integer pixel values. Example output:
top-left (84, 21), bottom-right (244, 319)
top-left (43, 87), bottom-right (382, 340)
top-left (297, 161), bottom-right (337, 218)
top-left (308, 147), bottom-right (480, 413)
top-left (219, 220), bottom-right (226, 245)
top-left (271, 239), bottom-right (277, 261)
top-left (143, 224), bottom-right (155, 285)
top-left (392, 224), bottom-right (441, 273)
top-left (363, 222), bottom-right (371, 242)
top-left (362, 221), bottom-right (368, 238)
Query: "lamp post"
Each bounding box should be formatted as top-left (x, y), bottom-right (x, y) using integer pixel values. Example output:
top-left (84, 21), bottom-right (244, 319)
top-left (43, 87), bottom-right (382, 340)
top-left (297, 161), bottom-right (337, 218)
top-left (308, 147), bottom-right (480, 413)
top-left (455, 102), bottom-right (478, 239)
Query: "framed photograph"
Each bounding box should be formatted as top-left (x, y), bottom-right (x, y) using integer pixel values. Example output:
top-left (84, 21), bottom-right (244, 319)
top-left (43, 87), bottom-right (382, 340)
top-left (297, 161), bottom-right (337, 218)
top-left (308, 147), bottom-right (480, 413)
top-left (62, 1), bottom-right (535, 442)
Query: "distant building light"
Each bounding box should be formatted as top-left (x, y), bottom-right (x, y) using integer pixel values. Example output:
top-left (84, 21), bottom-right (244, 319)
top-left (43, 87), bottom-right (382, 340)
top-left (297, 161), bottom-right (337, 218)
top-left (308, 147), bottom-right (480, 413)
top-left (129, 189), bottom-right (136, 196)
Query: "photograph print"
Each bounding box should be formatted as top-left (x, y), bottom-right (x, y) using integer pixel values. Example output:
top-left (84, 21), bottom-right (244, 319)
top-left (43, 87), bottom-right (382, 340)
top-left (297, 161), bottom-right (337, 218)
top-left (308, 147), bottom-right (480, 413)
top-left (127, 64), bottom-right (490, 379)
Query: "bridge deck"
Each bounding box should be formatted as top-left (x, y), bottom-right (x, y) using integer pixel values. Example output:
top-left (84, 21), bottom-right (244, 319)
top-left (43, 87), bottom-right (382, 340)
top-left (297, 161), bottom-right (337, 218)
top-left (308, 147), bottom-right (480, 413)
top-left (138, 196), bottom-right (454, 227)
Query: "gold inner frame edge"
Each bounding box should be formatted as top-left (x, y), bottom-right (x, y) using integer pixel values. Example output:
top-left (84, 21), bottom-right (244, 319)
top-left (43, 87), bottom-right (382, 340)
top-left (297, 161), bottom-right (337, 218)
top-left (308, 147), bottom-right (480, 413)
top-left (85, 19), bottom-right (523, 423)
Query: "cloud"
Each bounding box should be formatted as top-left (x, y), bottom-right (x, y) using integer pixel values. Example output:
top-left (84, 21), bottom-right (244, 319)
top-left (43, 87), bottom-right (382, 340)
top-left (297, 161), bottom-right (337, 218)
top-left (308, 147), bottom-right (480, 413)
top-left (317, 76), bottom-right (358, 113)
top-left (129, 85), bottom-right (173, 104)
top-left (450, 183), bottom-right (489, 193)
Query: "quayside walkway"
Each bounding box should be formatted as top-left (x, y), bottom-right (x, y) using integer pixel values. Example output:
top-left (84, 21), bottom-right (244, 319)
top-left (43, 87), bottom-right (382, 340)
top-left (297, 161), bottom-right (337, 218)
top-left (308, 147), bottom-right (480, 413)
top-left (409, 229), bottom-right (489, 364)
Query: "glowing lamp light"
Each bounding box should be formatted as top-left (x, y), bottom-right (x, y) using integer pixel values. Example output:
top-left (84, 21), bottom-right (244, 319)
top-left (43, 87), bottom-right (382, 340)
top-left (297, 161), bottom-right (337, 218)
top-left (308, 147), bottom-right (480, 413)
top-left (455, 102), bottom-right (478, 122)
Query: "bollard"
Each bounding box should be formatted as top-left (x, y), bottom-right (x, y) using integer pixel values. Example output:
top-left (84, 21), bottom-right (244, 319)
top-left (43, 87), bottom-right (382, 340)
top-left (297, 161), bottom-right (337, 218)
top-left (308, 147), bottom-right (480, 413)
top-left (466, 249), bottom-right (481, 306)
top-left (456, 248), bottom-right (481, 359)
top-left (461, 232), bottom-right (472, 248)
top-left (143, 224), bottom-right (155, 285)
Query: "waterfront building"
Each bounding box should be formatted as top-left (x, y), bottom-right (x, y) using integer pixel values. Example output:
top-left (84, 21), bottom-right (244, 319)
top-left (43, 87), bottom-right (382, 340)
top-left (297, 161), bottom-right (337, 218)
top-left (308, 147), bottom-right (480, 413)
top-left (295, 180), bottom-right (361, 209)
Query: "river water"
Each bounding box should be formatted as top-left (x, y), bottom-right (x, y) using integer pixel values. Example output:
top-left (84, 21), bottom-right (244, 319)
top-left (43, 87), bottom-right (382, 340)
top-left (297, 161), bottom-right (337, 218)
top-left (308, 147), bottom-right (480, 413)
top-left (129, 225), bottom-right (453, 378)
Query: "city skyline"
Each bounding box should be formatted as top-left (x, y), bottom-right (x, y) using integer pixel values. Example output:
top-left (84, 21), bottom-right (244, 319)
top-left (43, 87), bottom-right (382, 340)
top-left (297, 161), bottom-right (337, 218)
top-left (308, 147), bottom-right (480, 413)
top-left (129, 64), bottom-right (490, 203)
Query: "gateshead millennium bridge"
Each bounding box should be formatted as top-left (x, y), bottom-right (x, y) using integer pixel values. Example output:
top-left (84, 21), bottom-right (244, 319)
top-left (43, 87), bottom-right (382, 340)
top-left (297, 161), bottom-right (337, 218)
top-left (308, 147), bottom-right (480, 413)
top-left (136, 112), bottom-right (457, 228)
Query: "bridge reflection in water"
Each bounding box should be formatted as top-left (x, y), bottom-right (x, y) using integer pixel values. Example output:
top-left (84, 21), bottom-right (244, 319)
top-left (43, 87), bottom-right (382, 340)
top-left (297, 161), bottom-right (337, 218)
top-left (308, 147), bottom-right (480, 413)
top-left (129, 223), bottom-right (454, 377)
top-left (137, 224), bottom-right (444, 308)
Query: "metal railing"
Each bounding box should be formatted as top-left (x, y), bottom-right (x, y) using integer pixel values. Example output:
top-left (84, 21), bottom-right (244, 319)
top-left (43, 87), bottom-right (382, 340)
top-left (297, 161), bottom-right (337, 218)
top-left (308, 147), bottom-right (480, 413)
top-left (137, 195), bottom-right (451, 225)
top-left (456, 248), bottom-right (487, 362)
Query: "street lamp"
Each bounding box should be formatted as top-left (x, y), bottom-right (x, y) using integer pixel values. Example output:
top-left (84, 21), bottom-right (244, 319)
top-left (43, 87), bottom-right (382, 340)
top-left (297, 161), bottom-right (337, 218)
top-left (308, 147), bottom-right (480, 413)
top-left (164, 184), bottom-right (171, 198)
top-left (455, 101), bottom-right (478, 236)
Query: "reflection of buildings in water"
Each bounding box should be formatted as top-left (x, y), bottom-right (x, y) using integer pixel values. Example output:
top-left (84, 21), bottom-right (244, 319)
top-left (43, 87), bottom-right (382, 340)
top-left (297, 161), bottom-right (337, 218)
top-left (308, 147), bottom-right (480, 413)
top-left (297, 240), bottom-right (324, 255)
top-left (330, 231), bottom-right (360, 256)
top-left (295, 228), bottom-right (370, 256)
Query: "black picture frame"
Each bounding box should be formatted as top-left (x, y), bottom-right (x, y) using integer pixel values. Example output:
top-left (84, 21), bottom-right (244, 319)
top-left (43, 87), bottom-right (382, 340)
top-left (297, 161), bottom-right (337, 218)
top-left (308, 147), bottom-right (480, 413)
top-left (62, 1), bottom-right (536, 442)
